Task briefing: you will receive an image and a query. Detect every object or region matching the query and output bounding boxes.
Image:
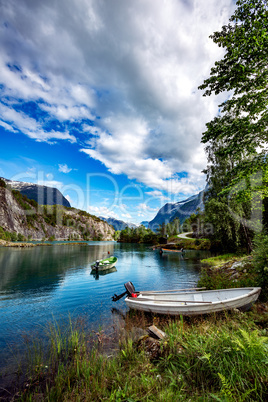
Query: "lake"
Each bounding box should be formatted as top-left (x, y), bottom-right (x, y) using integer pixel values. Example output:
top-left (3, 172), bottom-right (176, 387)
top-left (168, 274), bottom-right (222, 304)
top-left (0, 242), bottom-right (210, 371)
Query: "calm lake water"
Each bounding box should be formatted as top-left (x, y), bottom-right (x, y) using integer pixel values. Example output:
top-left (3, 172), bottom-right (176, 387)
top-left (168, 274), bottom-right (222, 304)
top-left (0, 242), bottom-right (210, 371)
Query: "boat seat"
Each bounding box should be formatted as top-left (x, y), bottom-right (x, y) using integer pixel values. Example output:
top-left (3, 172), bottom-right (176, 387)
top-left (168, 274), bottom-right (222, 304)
top-left (194, 294), bottom-right (203, 302)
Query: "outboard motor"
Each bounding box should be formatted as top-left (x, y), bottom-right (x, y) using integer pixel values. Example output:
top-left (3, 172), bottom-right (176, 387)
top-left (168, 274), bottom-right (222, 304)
top-left (124, 281), bottom-right (135, 295)
top-left (94, 260), bottom-right (100, 272)
top-left (112, 281), bottom-right (137, 302)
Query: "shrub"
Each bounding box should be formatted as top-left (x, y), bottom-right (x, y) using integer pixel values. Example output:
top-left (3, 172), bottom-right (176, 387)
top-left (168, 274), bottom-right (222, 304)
top-left (17, 233), bottom-right (26, 241)
top-left (252, 232), bottom-right (268, 300)
top-left (0, 226), bottom-right (18, 241)
top-left (0, 178), bottom-right (6, 188)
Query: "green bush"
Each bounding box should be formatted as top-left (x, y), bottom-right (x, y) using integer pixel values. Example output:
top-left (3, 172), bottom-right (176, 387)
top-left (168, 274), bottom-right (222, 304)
top-left (12, 190), bottom-right (34, 211)
top-left (0, 226), bottom-right (19, 241)
top-left (252, 233), bottom-right (268, 299)
top-left (0, 178), bottom-right (6, 188)
top-left (18, 233), bottom-right (26, 241)
top-left (78, 210), bottom-right (101, 222)
top-left (9, 232), bottom-right (18, 241)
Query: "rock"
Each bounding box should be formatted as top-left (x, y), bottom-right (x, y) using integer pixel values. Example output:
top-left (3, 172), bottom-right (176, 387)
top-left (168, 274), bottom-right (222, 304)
top-left (137, 336), bottom-right (162, 360)
top-left (229, 272), bottom-right (240, 279)
top-left (231, 261), bottom-right (244, 270)
top-left (147, 325), bottom-right (167, 339)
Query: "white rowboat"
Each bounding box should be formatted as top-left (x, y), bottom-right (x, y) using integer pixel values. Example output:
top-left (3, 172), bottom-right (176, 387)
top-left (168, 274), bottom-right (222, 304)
top-left (125, 287), bottom-right (261, 316)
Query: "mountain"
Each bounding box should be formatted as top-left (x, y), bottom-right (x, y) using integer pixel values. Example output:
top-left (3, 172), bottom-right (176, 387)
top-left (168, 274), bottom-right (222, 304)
top-left (0, 179), bottom-right (114, 241)
top-left (99, 217), bottom-right (137, 231)
top-left (148, 188), bottom-right (206, 231)
top-left (140, 221), bottom-right (149, 228)
top-left (1, 177), bottom-right (71, 207)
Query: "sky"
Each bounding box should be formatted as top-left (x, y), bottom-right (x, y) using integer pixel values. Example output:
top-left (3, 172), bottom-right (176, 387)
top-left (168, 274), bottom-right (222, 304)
top-left (0, 0), bottom-right (234, 224)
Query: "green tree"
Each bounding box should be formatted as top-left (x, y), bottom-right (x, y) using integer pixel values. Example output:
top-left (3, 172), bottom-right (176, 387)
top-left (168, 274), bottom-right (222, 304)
top-left (119, 225), bottom-right (158, 244)
top-left (252, 232), bottom-right (268, 298)
top-left (0, 179), bottom-right (6, 188)
top-left (166, 218), bottom-right (180, 236)
top-left (156, 223), bottom-right (166, 237)
top-left (203, 138), bottom-right (255, 251)
top-left (199, 0), bottom-right (268, 248)
top-left (199, 0), bottom-right (268, 160)
top-left (199, 0), bottom-right (268, 189)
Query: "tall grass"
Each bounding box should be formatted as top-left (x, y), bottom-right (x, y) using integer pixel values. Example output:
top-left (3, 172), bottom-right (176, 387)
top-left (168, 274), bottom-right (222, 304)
top-left (12, 309), bottom-right (268, 401)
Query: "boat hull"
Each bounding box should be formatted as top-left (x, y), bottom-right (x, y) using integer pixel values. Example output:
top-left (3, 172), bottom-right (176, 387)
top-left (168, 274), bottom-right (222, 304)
top-left (125, 287), bottom-right (261, 316)
top-left (162, 248), bottom-right (182, 253)
top-left (91, 267), bottom-right (117, 276)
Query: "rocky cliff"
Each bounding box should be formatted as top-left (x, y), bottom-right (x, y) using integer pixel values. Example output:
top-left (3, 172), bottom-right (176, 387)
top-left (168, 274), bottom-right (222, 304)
top-left (0, 184), bottom-right (114, 241)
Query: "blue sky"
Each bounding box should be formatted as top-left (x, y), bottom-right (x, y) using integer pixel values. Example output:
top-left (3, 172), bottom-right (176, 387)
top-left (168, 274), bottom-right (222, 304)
top-left (0, 0), bottom-right (234, 224)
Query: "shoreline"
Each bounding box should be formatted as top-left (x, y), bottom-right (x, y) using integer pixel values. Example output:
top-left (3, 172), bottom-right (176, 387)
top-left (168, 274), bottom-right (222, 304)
top-left (0, 239), bottom-right (113, 247)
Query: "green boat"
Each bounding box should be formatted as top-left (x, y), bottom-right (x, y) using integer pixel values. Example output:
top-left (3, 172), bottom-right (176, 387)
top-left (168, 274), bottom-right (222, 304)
top-left (91, 256), bottom-right (118, 272)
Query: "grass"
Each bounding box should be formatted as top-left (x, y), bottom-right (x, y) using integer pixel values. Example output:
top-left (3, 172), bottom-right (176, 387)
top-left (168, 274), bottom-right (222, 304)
top-left (197, 253), bottom-right (260, 294)
top-left (200, 253), bottom-right (246, 267)
top-left (4, 307), bottom-right (268, 401)
top-left (162, 237), bottom-right (211, 250)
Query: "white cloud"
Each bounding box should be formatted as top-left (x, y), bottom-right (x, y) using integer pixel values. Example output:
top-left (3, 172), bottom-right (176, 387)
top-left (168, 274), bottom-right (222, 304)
top-left (37, 180), bottom-right (63, 189)
top-left (0, 102), bottom-right (76, 143)
top-left (88, 205), bottom-right (119, 219)
top-left (137, 203), bottom-right (157, 212)
top-left (0, 0), bottom-right (235, 192)
top-left (122, 213), bottom-right (132, 219)
top-left (145, 190), bottom-right (165, 198)
top-left (0, 120), bottom-right (18, 133)
top-left (145, 190), bottom-right (171, 202)
top-left (58, 164), bottom-right (72, 173)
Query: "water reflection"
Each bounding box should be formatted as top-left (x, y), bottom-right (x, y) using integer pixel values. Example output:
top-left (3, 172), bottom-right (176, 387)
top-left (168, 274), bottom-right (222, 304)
top-left (0, 242), bottom-right (114, 295)
top-left (0, 242), bottom-right (210, 372)
top-left (91, 267), bottom-right (117, 280)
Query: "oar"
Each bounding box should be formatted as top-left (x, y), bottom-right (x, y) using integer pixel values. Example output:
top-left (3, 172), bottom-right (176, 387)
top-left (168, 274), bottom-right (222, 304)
top-left (128, 297), bottom-right (212, 304)
top-left (140, 287), bottom-right (206, 294)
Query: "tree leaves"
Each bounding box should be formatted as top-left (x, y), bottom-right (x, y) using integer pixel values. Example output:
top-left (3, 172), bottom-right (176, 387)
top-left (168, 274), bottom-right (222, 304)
top-left (199, 0), bottom-right (268, 249)
top-left (199, 0), bottom-right (268, 151)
